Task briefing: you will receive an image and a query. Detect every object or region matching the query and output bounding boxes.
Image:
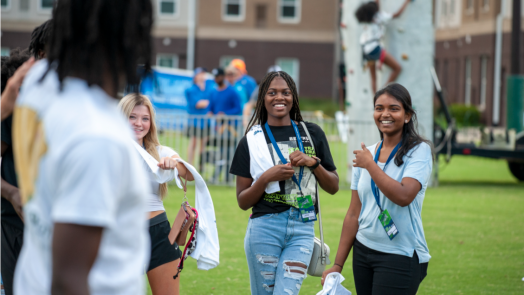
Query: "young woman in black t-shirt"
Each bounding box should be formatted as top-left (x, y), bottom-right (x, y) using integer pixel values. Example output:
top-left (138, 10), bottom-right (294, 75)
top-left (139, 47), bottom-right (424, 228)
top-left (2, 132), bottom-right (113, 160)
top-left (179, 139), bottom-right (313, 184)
top-left (230, 71), bottom-right (339, 294)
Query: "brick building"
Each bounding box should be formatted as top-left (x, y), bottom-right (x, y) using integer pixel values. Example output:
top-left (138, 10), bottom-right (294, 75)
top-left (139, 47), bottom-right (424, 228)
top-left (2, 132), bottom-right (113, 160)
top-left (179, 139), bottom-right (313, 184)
top-left (1, 0), bottom-right (341, 99)
top-left (434, 0), bottom-right (524, 126)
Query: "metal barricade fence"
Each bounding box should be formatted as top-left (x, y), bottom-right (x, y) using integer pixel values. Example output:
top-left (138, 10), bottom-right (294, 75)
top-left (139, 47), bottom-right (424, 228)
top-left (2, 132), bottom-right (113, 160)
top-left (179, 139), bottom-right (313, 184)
top-left (156, 113), bottom-right (376, 188)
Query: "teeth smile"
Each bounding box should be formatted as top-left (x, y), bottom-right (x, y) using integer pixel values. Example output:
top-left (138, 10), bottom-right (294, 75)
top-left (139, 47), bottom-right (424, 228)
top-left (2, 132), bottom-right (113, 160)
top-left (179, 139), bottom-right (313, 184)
top-left (275, 104), bottom-right (285, 107)
top-left (381, 121), bottom-right (393, 124)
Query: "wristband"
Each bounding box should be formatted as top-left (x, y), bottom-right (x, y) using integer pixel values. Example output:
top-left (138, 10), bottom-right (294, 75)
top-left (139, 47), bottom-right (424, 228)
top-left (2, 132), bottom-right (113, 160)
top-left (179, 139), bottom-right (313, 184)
top-left (334, 263), bottom-right (343, 269)
top-left (308, 157), bottom-right (321, 171)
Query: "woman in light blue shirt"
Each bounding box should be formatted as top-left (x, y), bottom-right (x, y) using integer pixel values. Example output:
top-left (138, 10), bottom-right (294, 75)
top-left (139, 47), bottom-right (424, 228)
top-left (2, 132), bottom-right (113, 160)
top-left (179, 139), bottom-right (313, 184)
top-left (322, 83), bottom-right (433, 295)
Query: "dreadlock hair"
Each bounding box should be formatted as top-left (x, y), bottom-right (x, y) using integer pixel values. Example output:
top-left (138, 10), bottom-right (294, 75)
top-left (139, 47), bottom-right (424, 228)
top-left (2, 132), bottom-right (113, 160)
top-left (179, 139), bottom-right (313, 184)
top-left (245, 71), bottom-right (303, 134)
top-left (1, 48), bottom-right (31, 94)
top-left (355, 1), bottom-right (379, 23)
top-left (28, 19), bottom-right (53, 59)
top-left (374, 83), bottom-right (433, 166)
top-left (43, 0), bottom-right (153, 96)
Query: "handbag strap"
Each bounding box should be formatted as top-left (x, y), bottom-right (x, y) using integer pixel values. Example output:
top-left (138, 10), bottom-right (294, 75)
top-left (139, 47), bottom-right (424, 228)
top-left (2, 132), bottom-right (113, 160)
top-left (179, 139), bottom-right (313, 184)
top-left (177, 160), bottom-right (189, 203)
top-left (299, 121), bottom-right (327, 265)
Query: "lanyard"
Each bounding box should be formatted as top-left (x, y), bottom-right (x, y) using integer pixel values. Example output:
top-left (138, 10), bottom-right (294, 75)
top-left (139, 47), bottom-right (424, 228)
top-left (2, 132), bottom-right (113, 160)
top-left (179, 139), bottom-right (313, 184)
top-left (264, 121), bottom-right (304, 193)
top-left (371, 141), bottom-right (401, 211)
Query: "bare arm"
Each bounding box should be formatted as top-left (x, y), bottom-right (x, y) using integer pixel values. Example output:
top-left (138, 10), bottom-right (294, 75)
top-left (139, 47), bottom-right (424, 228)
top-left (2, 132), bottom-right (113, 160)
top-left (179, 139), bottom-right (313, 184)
top-left (321, 190), bottom-right (361, 284)
top-left (52, 223), bottom-right (103, 295)
top-left (392, 0), bottom-right (411, 18)
top-left (1, 57), bottom-right (35, 121)
top-left (157, 154), bottom-right (195, 181)
top-left (235, 164), bottom-right (295, 211)
top-left (353, 143), bottom-right (421, 207)
top-left (1, 141), bottom-right (24, 221)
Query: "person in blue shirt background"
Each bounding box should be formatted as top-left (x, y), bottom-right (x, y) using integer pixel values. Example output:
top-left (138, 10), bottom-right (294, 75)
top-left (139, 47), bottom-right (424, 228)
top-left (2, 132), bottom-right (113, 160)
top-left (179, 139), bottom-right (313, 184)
top-left (208, 68), bottom-right (242, 116)
top-left (229, 59), bottom-right (257, 99)
top-left (208, 68), bottom-right (242, 183)
top-left (185, 67), bottom-right (213, 169)
top-left (225, 65), bottom-right (248, 109)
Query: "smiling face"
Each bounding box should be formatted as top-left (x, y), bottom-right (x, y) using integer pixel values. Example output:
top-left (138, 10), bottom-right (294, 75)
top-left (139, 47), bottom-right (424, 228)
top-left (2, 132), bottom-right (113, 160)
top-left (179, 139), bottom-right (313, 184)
top-left (129, 104), bottom-right (151, 144)
top-left (264, 76), bottom-right (294, 124)
top-left (374, 93), bottom-right (411, 137)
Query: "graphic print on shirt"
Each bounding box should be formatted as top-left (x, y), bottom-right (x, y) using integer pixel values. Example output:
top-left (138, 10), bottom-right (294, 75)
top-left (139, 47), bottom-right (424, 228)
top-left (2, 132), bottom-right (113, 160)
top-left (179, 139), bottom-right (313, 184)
top-left (263, 136), bottom-right (317, 208)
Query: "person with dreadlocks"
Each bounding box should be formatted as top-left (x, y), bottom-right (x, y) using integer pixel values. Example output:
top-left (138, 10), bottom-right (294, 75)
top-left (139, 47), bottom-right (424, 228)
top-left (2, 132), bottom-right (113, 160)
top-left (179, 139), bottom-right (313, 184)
top-left (12, 0), bottom-right (154, 294)
top-left (1, 48), bottom-right (34, 295)
top-left (230, 71), bottom-right (339, 294)
top-left (28, 19), bottom-right (53, 59)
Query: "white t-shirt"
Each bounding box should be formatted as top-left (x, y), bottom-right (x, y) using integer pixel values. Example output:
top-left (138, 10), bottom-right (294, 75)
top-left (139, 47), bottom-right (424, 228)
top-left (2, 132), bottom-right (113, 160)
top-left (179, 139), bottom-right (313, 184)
top-left (146, 145), bottom-right (178, 212)
top-left (359, 11), bottom-right (393, 54)
top-left (13, 60), bottom-right (150, 295)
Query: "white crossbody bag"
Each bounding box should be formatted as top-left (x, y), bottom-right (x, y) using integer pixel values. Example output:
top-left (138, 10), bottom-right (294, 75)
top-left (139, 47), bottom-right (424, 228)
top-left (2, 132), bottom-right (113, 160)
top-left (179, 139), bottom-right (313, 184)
top-left (299, 122), bottom-right (331, 277)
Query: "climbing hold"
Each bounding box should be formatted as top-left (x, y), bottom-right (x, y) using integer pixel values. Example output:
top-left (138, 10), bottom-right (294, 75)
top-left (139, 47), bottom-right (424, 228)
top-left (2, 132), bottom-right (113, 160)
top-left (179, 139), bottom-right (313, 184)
top-left (401, 53), bottom-right (409, 60)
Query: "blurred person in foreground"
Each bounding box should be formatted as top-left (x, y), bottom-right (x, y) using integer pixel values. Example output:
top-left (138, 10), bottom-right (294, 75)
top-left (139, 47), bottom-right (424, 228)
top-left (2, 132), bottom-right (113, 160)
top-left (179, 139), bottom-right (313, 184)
top-left (185, 67), bottom-right (212, 170)
top-left (242, 65), bottom-right (281, 127)
top-left (28, 19), bottom-right (53, 59)
top-left (322, 83), bottom-right (432, 294)
top-left (12, 0), bottom-right (154, 294)
top-left (1, 49), bottom-right (34, 295)
top-left (208, 68), bottom-right (242, 182)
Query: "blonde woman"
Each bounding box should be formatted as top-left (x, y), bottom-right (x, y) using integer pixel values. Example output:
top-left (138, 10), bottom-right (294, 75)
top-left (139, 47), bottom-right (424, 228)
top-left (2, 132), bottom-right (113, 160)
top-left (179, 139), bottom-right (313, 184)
top-left (119, 94), bottom-right (194, 295)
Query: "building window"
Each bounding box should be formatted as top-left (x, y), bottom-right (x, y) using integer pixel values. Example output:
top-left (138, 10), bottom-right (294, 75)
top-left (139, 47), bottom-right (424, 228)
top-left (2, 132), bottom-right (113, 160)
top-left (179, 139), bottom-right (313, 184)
top-left (479, 56), bottom-right (488, 109)
top-left (256, 4), bottom-right (268, 28)
top-left (38, 0), bottom-right (54, 11)
top-left (276, 58), bottom-right (300, 90)
top-left (222, 0), bottom-right (245, 22)
top-left (464, 57), bottom-right (471, 105)
top-left (442, 1), bottom-right (448, 16)
top-left (482, 0), bottom-right (489, 11)
top-left (466, 0), bottom-right (474, 14)
top-left (220, 56), bottom-right (243, 68)
top-left (278, 0), bottom-right (301, 23)
top-left (450, 0), bottom-right (455, 14)
top-left (156, 54), bottom-right (179, 68)
top-left (158, 0), bottom-right (178, 16)
top-left (1, 0), bottom-right (10, 9)
top-left (20, 0), bottom-right (29, 11)
top-left (1, 47), bottom-right (10, 57)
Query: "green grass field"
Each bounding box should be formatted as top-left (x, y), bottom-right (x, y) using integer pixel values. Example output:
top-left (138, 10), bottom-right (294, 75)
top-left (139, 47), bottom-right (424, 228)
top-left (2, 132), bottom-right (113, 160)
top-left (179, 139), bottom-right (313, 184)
top-left (149, 156), bottom-right (523, 294)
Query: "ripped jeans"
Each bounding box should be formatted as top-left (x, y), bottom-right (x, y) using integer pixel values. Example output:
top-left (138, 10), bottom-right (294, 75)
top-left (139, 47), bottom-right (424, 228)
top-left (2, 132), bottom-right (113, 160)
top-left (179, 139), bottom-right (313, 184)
top-left (244, 208), bottom-right (314, 295)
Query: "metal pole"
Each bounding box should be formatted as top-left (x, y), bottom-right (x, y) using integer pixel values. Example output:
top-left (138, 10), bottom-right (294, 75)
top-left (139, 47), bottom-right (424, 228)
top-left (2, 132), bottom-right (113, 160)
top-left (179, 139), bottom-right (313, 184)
top-left (187, 0), bottom-right (196, 71)
top-left (493, 0), bottom-right (507, 125)
top-left (511, 0), bottom-right (522, 75)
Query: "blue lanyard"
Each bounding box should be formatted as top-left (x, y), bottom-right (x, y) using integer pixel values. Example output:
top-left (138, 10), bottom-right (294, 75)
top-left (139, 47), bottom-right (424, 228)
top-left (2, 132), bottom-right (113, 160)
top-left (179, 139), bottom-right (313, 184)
top-left (264, 121), bottom-right (304, 193)
top-left (371, 141), bottom-right (401, 211)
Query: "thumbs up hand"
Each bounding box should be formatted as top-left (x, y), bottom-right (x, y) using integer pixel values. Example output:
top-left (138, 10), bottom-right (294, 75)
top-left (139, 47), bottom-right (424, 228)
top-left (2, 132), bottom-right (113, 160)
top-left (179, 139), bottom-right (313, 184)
top-left (353, 142), bottom-right (374, 169)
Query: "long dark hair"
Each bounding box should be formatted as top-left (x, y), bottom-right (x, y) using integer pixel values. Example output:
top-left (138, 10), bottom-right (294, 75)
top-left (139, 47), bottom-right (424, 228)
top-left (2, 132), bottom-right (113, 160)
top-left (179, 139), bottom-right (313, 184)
top-left (355, 1), bottom-right (378, 23)
top-left (43, 0), bottom-right (153, 94)
top-left (245, 71), bottom-right (303, 134)
top-left (374, 83), bottom-right (432, 166)
top-left (29, 19), bottom-right (53, 59)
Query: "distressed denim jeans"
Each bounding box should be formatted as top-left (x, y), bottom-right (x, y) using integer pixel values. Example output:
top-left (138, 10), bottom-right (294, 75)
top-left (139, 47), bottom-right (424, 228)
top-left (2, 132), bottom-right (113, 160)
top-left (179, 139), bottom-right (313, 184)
top-left (244, 208), bottom-right (315, 295)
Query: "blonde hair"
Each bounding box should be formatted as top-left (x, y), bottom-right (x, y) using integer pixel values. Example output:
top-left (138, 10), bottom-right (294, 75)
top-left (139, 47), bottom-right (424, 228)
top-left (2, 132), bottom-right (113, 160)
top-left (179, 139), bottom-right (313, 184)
top-left (119, 93), bottom-right (168, 199)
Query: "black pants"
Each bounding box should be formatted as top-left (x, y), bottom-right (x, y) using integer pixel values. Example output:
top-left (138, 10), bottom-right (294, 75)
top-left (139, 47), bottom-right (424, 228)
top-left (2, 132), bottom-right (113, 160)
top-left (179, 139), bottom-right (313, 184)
top-left (1, 222), bottom-right (24, 295)
top-left (353, 239), bottom-right (428, 295)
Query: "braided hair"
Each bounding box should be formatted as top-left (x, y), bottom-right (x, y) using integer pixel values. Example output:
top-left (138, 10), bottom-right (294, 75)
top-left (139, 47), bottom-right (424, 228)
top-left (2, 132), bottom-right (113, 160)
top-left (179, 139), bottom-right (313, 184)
top-left (28, 19), bottom-right (53, 59)
top-left (245, 71), bottom-right (303, 134)
top-left (43, 0), bottom-right (153, 96)
top-left (374, 83), bottom-right (433, 166)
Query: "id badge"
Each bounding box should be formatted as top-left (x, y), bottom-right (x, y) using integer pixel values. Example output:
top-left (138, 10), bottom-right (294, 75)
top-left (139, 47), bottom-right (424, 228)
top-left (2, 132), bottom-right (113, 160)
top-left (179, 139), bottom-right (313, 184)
top-left (378, 209), bottom-right (399, 240)
top-left (297, 195), bottom-right (317, 223)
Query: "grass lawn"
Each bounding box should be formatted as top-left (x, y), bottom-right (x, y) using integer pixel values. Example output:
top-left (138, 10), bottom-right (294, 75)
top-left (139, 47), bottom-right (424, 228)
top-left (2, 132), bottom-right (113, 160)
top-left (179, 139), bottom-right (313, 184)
top-left (149, 155), bottom-right (523, 294)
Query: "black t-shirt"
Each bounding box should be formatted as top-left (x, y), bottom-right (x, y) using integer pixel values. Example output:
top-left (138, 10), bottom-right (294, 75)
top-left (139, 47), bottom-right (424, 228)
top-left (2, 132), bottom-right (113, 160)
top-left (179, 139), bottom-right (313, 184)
top-left (1, 115), bottom-right (24, 230)
top-left (230, 122), bottom-right (336, 218)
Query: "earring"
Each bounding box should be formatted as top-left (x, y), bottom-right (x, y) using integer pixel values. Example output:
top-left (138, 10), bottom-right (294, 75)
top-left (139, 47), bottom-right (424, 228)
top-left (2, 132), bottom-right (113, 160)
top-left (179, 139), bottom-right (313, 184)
top-left (405, 120), bottom-right (408, 123)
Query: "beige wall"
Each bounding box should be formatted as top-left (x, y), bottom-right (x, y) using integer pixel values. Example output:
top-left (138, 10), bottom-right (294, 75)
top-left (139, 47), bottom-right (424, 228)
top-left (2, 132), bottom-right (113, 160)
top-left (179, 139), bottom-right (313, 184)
top-left (197, 0), bottom-right (338, 42)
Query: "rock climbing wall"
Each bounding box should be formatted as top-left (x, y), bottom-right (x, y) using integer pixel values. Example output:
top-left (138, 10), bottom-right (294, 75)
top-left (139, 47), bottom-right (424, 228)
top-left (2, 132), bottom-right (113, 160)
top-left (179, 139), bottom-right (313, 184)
top-left (342, 0), bottom-right (434, 182)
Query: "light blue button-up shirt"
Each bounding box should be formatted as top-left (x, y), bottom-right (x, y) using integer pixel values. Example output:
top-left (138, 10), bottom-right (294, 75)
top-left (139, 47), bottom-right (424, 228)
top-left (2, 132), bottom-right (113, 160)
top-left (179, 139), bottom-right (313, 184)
top-left (351, 142), bottom-right (432, 263)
